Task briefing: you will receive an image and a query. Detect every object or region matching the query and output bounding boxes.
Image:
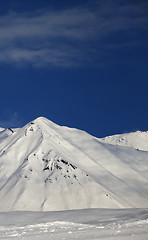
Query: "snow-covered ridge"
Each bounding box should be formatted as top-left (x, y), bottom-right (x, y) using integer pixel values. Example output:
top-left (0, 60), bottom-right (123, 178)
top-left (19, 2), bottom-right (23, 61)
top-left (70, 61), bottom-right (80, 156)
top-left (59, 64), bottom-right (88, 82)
top-left (0, 117), bottom-right (148, 211)
top-left (99, 130), bottom-right (148, 151)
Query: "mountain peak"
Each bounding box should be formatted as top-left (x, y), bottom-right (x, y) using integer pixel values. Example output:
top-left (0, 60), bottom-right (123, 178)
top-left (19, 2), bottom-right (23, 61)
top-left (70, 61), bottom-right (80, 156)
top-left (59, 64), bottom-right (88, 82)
top-left (33, 116), bottom-right (48, 123)
top-left (31, 116), bottom-right (59, 129)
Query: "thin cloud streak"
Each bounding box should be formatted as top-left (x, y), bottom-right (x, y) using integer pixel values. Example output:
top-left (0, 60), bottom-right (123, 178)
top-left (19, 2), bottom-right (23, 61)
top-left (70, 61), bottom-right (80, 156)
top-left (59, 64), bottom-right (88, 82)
top-left (0, 1), bottom-right (147, 68)
top-left (0, 9), bottom-right (96, 42)
top-left (0, 112), bottom-right (22, 128)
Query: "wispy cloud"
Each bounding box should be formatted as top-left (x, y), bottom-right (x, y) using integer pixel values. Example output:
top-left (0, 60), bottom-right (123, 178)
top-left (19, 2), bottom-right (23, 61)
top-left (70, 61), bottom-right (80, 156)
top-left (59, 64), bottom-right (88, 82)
top-left (0, 112), bottom-right (23, 128)
top-left (0, 1), bottom-right (147, 68)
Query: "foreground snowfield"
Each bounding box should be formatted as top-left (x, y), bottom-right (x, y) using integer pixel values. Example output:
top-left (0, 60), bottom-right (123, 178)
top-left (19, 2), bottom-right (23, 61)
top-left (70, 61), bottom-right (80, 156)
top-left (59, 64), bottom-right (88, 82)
top-left (0, 208), bottom-right (148, 240)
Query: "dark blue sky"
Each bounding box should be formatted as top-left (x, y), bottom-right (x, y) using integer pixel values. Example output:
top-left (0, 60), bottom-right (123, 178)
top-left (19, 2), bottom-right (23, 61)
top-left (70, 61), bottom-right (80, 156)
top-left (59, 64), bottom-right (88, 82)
top-left (0, 0), bottom-right (148, 137)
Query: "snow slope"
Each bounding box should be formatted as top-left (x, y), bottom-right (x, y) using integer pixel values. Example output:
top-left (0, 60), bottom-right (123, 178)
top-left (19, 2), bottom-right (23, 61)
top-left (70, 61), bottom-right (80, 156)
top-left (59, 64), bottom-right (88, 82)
top-left (0, 117), bottom-right (148, 211)
top-left (0, 209), bottom-right (148, 240)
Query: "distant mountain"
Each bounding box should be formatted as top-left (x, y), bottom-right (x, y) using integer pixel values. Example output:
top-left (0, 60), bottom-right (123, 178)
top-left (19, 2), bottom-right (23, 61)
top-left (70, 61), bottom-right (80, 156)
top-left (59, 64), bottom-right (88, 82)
top-left (99, 131), bottom-right (148, 151)
top-left (0, 117), bottom-right (148, 211)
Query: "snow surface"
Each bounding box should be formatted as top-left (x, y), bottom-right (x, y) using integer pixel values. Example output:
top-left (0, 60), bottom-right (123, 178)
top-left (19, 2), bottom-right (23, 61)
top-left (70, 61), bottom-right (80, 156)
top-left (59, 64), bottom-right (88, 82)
top-left (0, 208), bottom-right (147, 240)
top-left (0, 116), bottom-right (148, 211)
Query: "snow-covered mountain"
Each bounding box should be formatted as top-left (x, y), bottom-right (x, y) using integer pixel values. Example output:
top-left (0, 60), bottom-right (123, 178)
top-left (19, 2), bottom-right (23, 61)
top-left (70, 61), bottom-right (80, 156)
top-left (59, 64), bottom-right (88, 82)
top-left (0, 117), bottom-right (148, 211)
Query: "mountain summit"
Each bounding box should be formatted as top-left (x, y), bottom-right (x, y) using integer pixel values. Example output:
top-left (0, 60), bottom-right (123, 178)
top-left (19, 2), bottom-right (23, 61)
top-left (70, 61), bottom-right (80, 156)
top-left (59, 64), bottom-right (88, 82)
top-left (0, 117), bottom-right (148, 211)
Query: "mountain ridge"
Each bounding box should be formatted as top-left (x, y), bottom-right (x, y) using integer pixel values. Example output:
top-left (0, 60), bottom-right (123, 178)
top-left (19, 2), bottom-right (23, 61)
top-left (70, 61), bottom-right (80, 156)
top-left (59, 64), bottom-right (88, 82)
top-left (99, 130), bottom-right (148, 151)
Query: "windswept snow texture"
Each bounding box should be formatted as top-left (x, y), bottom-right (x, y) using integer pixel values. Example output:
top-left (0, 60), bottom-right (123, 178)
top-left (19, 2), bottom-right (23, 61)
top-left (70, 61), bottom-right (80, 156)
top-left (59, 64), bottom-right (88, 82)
top-left (0, 209), bottom-right (148, 240)
top-left (0, 117), bottom-right (148, 211)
